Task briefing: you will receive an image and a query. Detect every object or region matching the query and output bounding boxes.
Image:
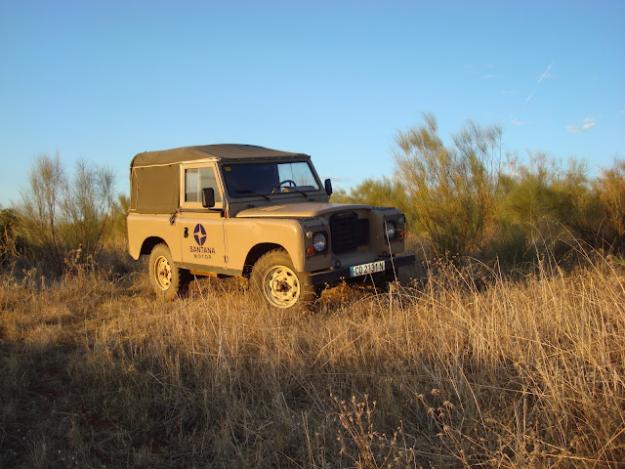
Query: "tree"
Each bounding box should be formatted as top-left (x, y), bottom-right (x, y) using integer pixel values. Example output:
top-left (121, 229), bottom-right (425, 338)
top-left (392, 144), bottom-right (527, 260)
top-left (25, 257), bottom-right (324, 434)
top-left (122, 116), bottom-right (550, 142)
top-left (19, 154), bottom-right (66, 264)
top-left (0, 208), bottom-right (20, 264)
top-left (394, 114), bottom-right (502, 256)
top-left (18, 155), bottom-right (117, 270)
top-left (61, 160), bottom-right (115, 256)
top-left (596, 160), bottom-right (625, 249)
top-left (110, 193), bottom-right (130, 247)
top-left (332, 177), bottom-right (410, 216)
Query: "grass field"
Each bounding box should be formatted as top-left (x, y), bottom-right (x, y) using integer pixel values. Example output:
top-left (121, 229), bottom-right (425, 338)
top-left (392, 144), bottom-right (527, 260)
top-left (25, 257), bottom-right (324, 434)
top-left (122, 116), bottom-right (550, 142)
top-left (1, 255), bottom-right (624, 468)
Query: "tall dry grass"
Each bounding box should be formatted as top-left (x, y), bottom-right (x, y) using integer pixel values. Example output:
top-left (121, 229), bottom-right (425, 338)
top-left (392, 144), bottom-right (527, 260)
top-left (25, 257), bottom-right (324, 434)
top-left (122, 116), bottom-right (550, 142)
top-left (1, 255), bottom-right (624, 467)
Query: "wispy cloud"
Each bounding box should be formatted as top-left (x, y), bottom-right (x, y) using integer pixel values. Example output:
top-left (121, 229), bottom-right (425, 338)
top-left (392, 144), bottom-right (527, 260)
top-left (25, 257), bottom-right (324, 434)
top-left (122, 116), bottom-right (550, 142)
top-left (511, 117), bottom-right (527, 127)
top-left (465, 63), bottom-right (497, 79)
top-left (526, 62), bottom-right (553, 102)
top-left (537, 63), bottom-right (553, 84)
top-left (582, 118), bottom-right (596, 130)
top-left (567, 117), bottom-right (596, 134)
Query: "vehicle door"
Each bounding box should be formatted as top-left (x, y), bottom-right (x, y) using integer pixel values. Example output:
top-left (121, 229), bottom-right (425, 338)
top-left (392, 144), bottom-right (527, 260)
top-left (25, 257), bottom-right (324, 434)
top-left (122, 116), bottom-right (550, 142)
top-left (177, 162), bottom-right (227, 269)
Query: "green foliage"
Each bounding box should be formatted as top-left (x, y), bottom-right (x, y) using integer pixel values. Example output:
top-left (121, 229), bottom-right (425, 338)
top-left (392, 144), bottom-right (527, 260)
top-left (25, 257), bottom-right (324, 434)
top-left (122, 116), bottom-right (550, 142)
top-left (339, 115), bottom-right (625, 262)
top-left (60, 160), bottom-right (115, 254)
top-left (332, 177), bottom-right (409, 214)
top-left (393, 115), bottom-right (502, 255)
top-left (490, 157), bottom-right (596, 261)
top-left (17, 155), bottom-right (119, 271)
top-left (596, 161), bottom-right (625, 246)
top-left (0, 208), bottom-right (20, 263)
top-left (19, 154), bottom-right (65, 263)
top-left (6, 123), bottom-right (625, 269)
top-left (110, 194), bottom-right (130, 247)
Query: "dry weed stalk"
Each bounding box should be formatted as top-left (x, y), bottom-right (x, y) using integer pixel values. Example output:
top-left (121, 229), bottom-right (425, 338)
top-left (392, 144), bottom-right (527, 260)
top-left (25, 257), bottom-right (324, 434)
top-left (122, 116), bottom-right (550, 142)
top-left (1, 252), bottom-right (624, 467)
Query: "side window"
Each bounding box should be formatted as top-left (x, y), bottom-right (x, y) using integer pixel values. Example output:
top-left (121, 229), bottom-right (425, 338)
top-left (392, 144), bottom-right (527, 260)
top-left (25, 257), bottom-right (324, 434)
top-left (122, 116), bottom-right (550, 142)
top-left (184, 167), bottom-right (222, 203)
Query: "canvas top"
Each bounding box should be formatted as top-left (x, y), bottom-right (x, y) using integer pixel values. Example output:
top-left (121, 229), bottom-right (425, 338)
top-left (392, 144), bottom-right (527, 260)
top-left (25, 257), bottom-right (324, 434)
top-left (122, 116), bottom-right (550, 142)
top-left (131, 144), bottom-right (309, 168)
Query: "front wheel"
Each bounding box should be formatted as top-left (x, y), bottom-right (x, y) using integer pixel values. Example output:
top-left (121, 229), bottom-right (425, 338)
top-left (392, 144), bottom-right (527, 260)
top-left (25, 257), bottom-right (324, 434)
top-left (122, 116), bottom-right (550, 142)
top-left (148, 243), bottom-right (188, 300)
top-left (251, 249), bottom-right (317, 309)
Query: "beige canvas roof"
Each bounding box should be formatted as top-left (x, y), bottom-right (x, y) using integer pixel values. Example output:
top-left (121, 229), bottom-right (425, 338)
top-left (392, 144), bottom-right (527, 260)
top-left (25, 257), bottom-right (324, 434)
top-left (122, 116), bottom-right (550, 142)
top-left (131, 144), bottom-right (309, 168)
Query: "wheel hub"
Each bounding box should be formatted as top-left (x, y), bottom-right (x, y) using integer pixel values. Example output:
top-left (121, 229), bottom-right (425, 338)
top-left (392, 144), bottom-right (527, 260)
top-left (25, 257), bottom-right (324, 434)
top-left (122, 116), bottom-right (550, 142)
top-left (154, 255), bottom-right (172, 290)
top-left (263, 265), bottom-right (301, 308)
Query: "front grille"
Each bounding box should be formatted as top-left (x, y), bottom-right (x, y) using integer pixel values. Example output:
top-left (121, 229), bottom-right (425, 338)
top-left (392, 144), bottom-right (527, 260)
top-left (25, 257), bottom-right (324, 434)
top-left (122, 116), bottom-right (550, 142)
top-left (330, 212), bottom-right (369, 254)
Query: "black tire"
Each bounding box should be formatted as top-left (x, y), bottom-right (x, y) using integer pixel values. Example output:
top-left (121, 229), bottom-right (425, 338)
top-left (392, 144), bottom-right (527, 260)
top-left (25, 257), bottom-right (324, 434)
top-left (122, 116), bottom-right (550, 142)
top-left (148, 243), bottom-right (189, 300)
top-left (250, 249), bottom-right (317, 309)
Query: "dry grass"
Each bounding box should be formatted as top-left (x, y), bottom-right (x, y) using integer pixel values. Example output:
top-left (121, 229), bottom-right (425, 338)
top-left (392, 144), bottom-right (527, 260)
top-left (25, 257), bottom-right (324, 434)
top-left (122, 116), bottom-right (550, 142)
top-left (1, 256), bottom-right (625, 468)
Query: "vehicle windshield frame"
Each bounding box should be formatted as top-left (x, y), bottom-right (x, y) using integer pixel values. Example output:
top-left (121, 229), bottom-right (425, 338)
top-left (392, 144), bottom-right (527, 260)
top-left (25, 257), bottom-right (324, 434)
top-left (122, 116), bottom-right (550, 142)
top-left (219, 160), bottom-right (323, 199)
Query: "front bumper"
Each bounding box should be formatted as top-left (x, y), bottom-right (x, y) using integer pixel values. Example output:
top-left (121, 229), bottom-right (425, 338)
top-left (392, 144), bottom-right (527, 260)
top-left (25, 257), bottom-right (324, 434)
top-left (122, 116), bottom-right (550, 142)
top-left (309, 253), bottom-right (416, 287)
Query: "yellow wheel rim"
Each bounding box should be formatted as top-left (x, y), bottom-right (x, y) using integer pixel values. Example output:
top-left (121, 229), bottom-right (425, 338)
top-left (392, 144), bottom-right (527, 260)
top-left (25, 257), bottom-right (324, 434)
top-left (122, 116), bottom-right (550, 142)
top-left (154, 255), bottom-right (172, 290)
top-left (262, 265), bottom-right (301, 308)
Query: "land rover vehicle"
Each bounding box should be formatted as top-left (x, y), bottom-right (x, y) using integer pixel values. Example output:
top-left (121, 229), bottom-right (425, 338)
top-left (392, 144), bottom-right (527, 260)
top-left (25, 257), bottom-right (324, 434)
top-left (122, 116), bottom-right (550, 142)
top-left (127, 144), bottom-right (415, 308)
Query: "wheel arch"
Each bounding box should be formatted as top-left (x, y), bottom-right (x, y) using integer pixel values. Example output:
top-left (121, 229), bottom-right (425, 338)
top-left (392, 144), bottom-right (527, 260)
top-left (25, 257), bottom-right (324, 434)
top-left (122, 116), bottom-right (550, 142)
top-left (140, 236), bottom-right (168, 257)
top-left (243, 242), bottom-right (287, 277)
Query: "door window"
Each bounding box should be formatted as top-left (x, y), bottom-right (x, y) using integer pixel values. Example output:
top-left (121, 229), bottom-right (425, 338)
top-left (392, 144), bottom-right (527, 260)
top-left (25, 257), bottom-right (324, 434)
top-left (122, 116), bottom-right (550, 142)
top-left (184, 167), bottom-right (222, 204)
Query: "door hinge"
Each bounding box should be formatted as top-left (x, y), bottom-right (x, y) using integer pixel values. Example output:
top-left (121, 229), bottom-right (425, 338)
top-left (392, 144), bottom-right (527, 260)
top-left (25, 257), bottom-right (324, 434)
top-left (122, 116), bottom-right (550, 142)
top-left (223, 255), bottom-right (229, 264)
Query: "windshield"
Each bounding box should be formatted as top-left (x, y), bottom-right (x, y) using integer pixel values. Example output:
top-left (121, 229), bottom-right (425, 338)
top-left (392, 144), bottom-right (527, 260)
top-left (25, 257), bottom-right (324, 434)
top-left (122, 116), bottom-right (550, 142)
top-left (221, 161), bottom-right (321, 198)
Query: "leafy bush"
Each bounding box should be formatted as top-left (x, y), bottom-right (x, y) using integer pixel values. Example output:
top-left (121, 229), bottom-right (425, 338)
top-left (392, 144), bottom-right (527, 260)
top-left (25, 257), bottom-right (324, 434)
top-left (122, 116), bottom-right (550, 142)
top-left (596, 161), bottom-right (625, 249)
top-left (394, 115), bottom-right (502, 256)
top-left (339, 114), bottom-right (625, 262)
top-left (109, 194), bottom-right (130, 248)
top-left (19, 154), bottom-right (65, 265)
top-left (0, 208), bottom-right (20, 264)
top-left (17, 155), bottom-right (116, 272)
top-left (492, 156), bottom-right (597, 260)
top-left (332, 177), bottom-right (410, 214)
top-left (60, 160), bottom-right (114, 255)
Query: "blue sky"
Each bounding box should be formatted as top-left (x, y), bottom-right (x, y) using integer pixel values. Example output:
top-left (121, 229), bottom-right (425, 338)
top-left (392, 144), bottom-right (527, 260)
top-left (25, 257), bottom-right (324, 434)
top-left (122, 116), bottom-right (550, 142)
top-left (1, 0), bottom-right (623, 205)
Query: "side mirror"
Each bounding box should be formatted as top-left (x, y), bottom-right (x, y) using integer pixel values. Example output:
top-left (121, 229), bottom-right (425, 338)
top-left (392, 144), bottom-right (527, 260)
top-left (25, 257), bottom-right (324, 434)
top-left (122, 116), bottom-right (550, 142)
top-left (324, 178), bottom-right (333, 196)
top-left (201, 187), bottom-right (216, 208)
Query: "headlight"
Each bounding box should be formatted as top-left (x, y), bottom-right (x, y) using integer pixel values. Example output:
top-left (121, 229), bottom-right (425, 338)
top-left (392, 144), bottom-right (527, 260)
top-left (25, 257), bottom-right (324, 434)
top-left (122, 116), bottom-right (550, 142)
top-left (384, 221), bottom-right (397, 240)
top-left (312, 232), bottom-right (327, 252)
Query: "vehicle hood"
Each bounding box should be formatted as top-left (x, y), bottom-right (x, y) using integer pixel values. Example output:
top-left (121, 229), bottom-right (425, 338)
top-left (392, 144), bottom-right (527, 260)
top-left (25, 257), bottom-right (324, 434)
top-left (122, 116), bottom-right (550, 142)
top-left (235, 202), bottom-right (371, 218)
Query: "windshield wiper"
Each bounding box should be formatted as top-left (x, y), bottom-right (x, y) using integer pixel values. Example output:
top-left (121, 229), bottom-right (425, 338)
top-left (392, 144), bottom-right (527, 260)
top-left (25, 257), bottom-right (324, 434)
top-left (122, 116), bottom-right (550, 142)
top-left (272, 185), bottom-right (311, 200)
top-left (237, 190), bottom-right (271, 201)
top-left (291, 189), bottom-right (311, 200)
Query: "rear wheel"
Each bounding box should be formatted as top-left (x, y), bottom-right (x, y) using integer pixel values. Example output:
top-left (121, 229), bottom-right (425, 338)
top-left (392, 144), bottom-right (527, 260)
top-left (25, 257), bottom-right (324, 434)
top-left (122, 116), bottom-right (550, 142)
top-left (148, 243), bottom-right (188, 300)
top-left (251, 249), bottom-right (317, 309)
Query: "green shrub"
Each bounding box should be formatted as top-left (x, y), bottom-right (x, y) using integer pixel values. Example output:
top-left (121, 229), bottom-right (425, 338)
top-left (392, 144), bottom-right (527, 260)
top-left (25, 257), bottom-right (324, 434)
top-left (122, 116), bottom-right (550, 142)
top-left (17, 155), bottom-right (117, 272)
top-left (0, 208), bottom-right (20, 264)
top-left (596, 161), bottom-right (625, 249)
top-left (337, 115), bottom-right (624, 262)
top-left (393, 115), bottom-right (501, 256)
top-left (332, 177), bottom-right (410, 216)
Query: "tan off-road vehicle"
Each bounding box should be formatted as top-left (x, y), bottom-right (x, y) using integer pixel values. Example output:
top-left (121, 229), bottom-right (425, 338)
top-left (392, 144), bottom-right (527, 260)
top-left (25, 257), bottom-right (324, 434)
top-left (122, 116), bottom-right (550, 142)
top-left (127, 144), bottom-right (415, 308)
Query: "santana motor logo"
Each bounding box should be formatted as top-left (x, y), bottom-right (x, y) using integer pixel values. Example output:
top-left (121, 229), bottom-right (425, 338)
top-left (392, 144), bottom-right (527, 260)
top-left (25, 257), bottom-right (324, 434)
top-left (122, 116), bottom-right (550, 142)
top-left (193, 224), bottom-right (207, 246)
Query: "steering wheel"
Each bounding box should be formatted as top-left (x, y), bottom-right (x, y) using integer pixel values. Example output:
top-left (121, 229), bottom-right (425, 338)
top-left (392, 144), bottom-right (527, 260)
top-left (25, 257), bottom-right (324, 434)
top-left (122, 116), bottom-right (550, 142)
top-left (278, 179), bottom-right (297, 188)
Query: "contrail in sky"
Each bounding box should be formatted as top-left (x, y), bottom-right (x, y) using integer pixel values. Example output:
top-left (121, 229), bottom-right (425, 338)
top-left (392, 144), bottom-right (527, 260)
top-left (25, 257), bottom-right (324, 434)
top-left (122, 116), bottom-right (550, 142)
top-left (526, 62), bottom-right (553, 102)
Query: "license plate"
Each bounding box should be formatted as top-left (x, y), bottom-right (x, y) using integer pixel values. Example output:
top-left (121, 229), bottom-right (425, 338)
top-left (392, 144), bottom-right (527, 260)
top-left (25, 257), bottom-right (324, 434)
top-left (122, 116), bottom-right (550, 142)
top-left (349, 260), bottom-right (386, 277)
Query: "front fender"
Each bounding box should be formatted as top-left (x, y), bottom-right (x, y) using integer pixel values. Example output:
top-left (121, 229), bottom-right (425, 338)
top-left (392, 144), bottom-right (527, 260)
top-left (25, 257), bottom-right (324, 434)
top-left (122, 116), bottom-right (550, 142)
top-left (225, 219), bottom-right (305, 271)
